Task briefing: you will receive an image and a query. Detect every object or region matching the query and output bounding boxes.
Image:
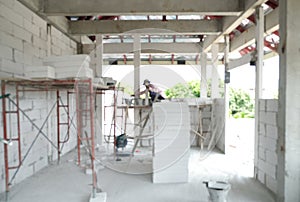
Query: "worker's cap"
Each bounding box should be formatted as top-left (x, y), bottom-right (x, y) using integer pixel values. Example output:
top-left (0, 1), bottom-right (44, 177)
top-left (143, 79), bottom-right (150, 85)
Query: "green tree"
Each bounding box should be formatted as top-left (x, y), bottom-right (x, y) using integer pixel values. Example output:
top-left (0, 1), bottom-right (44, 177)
top-left (229, 88), bottom-right (254, 118)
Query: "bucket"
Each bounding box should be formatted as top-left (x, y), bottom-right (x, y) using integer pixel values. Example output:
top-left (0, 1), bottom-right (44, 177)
top-left (204, 181), bottom-right (231, 202)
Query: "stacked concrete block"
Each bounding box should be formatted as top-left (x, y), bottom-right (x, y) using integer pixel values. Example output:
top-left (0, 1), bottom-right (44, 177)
top-left (25, 66), bottom-right (56, 79)
top-left (43, 54), bottom-right (94, 79)
top-left (152, 102), bottom-right (190, 183)
top-left (257, 99), bottom-right (278, 194)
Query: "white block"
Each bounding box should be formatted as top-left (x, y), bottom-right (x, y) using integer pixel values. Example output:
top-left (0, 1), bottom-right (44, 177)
top-left (266, 125), bottom-right (278, 139)
top-left (0, 0), bottom-right (14, 8)
top-left (258, 146), bottom-right (266, 160)
top-left (55, 67), bottom-right (94, 79)
top-left (13, 1), bottom-right (33, 21)
top-left (266, 150), bottom-right (278, 165)
top-left (44, 54), bottom-right (91, 63)
top-left (265, 136), bottom-right (277, 152)
top-left (259, 99), bottom-right (266, 111)
top-left (266, 175), bottom-right (277, 194)
top-left (50, 26), bottom-right (62, 39)
top-left (51, 45), bottom-right (61, 56)
top-left (0, 15), bottom-right (13, 34)
top-left (0, 59), bottom-right (23, 74)
top-left (260, 111), bottom-right (277, 126)
top-left (33, 35), bottom-right (47, 50)
top-left (0, 31), bottom-right (23, 51)
top-left (0, 3), bottom-right (23, 27)
top-left (266, 99), bottom-right (278, 112)
top-left (258, 169), bottom-right (265, 184)
top-left (32, 12), bottom-right (47, 28)
top-left (40, 28), bottom-right (47, 41)
top-left (258, 159), bottom-right (276, 179)
top-left (13, 24), bottom-right (32, 43)
top-left (13, 49), bottom-right (23, 63)
top-left (0, 44), bottom-right (13, 60)
top-left (259, 123), bottom-right (266, 136)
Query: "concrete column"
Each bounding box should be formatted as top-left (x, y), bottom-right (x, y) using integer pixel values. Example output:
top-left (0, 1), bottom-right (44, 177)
top-left (200, 52), bottom-right (207, 98)
top-left (254, 6), bottom-right (264, 178)
top-left (223, 35), bottom-right (230, 154)
top-left (277, 1), bottom-right (300, 201)
top-left (96, 34), bottom-right (103, 146)
top-left (133, 34), bottom-right (141, 136)
top-left (133, 34), bottom-right (141, 97)
top-left (211, 43), bottom-right (219, 98)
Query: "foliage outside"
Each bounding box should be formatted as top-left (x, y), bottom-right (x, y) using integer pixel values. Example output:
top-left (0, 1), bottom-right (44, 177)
top-left (165, 80), bottom-right (254, 118)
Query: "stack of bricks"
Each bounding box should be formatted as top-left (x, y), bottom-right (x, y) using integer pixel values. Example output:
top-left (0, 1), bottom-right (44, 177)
top-left (257, 99), bottom-right (278, 194)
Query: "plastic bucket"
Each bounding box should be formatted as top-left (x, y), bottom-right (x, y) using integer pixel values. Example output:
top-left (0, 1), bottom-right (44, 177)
top-left (204, 181), bottom-right (231, 202)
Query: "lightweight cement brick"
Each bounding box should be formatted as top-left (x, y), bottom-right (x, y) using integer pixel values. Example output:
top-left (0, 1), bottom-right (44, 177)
top-left (0, 0), bottom-right (14, 8)
top-left (13, 25), bottom-right (32, 43)
top-left (260, 111), bottom-right (277, 126)
top-left (51, 45), bottom-right (62, 56)
top-left (0, 31), bottom-right (23, 51)
top-left (258, 159), bottom-right (276, 179)
top-left (265, 136), bottom-right (277, 152)
top-left (70, 40), bottom-right (77, 49)
top-left (51, 27), bottom-right (62, 39)
top-left (259, 99), bottom-right (266, 111)
top-left (266, 125), bottom-right (278, 139)
top-left (0, 44), bottom-right (13, 60)
top-left (33, 35), bottom-right (47, 50)
top-left (13, 1), bottom-right (33, 22)
top-left (266, 175), bottom-right (277, 194)
top-left (32, 12), bottom-right (47, 29)
top-left (258, 146), bottom-right (266, 160)
top-left (39, 27), bottom-right (47, 41)
top-left (23, 53), bottom-right (33, 65)
top-left (23, 19), bottom-right (39, 36)
top-left (266, 150), bottom-right (278, 165)
top-left (258, 169), bottom-right (265, 184)
top-left (0, 4), bottom-right (23, 27)
top-left (259, 123), bottom-right (266, 136)
top-left (32, 55), bottom-right (43, 65)
top-left (266, 99), bottom-right (278, 112)
top-left (1, 59), bottom-right (23, 74)
top-left (13, 49), bottom-right (23, 63)
top-left (0, 16), bottom-right (13, 34)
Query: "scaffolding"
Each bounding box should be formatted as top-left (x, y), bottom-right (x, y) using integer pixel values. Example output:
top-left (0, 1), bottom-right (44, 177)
top-left (1, 78), bottom-right (109, 194)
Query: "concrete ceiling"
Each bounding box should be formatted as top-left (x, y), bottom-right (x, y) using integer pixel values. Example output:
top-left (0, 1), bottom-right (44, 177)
top-left (17, 0), bottom-right (279, 57)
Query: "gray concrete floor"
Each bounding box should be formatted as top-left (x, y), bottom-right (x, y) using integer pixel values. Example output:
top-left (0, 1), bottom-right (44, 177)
top-left (0, 145), bottom-right (275, 202)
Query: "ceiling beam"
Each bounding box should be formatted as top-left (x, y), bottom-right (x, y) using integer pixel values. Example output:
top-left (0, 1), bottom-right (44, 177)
top-left (82, 42), bottom-right (225, 54)
top-left (69, 20), bottom-right (221, 35)
top-left (42, 0), bottom-right (242, 16)
top-left (203, 0), bottom-right (268, 52)
top-left (230, 7), bottom-right (279, 52)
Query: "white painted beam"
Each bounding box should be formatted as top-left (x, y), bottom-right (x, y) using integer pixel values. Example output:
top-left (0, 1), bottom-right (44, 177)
top-left (227, 53), bottom-right (252, 70)
top-left (230, 8), bottom-right (279, 52)
top-left (83, 43), bottom-right (225, 54)
top-left (200, 52), bottom-right (207, 98)
top-left (43, 0), bottom-right (242, 16)
top-left (203, 0), bottom-right (268, 52)
top-left (211, 43), bottom-right (220, 98)
top-left (69, 20), bottom-right (221, 35)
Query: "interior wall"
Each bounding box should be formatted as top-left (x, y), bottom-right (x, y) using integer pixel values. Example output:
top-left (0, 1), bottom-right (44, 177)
top-left (212, 98), bottom-right (225, 152)
top-left (257, 99), bottom-right (278, 194)
top-left (0, 0), bottom-right (78, 193)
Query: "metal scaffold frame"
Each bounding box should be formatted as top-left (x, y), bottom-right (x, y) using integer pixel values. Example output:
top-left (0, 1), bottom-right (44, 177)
top-left (1, 78), bottom-right (108, 194)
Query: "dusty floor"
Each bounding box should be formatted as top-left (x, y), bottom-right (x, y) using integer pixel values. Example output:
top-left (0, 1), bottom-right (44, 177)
top-left (0, 145), bottom-right (275, 202)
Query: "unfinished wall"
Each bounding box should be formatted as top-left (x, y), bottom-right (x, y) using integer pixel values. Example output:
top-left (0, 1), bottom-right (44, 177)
top-left (0, 0), bottom-right (78, 193)
top-left (257, 99), bottom-right (278, 194)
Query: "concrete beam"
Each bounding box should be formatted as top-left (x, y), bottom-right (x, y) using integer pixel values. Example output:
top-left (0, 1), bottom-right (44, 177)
top-left (230, 8), bottom-right (279, 52)
top-left (82, 43), bottom-right (225, 54)
top-left (69, 20), bottom-right (221, 35)
top-left (43, 0), bottom-right (242, 16)
top-left (203, 0), bottom-right (268, 52)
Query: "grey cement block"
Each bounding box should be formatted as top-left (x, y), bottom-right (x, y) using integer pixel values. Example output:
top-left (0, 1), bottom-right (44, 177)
top-left (258, 169), bottom-right (266, 184)
top-left (266, 125), bottom-right (278, 139)
top-left (0, 16), bottom-right (13, 34)
top-left (266, 150), bottom-right (278, 165)
top-left (259, 99), bottom-right (266, 111)
top-left (266, 99), bottom-right (278, 112)
top-left (258, 146), bottom-right (266, 161)
top-left (266, 175), bottom-right (277, 194)
top-left (0, 3), bottom-right (23, 27)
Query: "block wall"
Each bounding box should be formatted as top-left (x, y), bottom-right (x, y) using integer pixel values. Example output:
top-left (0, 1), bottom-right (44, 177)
top-left (0, 0), bottom-right (78, 193)
top-left (257, 99), bottom-right (278, 194)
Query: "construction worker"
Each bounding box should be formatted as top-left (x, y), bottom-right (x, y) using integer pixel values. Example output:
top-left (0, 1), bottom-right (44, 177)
top-left (135, 79), bottom-right (165, 102)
